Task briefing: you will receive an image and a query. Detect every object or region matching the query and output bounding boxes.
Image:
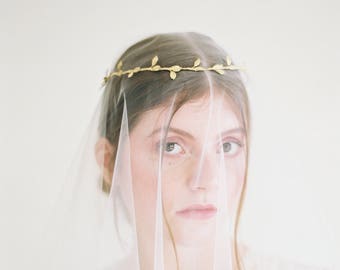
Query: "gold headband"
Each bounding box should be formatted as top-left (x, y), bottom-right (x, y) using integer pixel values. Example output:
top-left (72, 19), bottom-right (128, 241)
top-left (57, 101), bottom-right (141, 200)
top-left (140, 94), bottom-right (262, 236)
top-left (103, 55), bottom-right (243, 84)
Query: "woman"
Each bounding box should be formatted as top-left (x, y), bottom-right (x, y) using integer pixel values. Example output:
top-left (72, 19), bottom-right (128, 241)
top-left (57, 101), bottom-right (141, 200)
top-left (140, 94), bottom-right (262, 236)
top-left (43, 32), bottom-right (323, 270)
top-left (97, 32), bottom-right (249, 270)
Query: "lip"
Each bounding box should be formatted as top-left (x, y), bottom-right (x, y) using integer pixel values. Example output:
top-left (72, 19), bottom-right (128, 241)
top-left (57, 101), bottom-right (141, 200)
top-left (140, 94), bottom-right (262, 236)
top-left (176, 204), bottom-right (217, 220)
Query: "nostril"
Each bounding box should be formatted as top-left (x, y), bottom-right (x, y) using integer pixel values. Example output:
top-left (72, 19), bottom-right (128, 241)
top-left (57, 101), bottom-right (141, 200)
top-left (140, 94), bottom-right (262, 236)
top-left (191, 185), bottom-right (206, 191)
top-left (190, 177), bottom-right (218, 191)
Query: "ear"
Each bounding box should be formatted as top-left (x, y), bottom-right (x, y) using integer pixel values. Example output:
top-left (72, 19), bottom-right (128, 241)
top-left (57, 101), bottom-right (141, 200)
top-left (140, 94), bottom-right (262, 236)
top-left (95, 137), bottom-right (115, 188)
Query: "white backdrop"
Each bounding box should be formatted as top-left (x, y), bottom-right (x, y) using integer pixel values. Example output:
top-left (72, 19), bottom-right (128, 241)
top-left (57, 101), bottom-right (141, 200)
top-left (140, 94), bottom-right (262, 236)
top-left (0, 0), bottom-right (339, 269)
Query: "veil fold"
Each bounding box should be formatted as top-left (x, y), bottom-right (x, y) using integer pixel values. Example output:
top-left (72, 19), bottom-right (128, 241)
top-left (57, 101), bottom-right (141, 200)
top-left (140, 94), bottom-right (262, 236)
top-left (40, 32), bottom-right (250, 270)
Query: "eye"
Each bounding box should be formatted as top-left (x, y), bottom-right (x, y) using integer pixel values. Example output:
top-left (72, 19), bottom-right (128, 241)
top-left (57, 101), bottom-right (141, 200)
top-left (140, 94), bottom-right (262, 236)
top-left (220, 141), bottom-right (242, 155)
top-left (165, 142), bottom-right (184, 155)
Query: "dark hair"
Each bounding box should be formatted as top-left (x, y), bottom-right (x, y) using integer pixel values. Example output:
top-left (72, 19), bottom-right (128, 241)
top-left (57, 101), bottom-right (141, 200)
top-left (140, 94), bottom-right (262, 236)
top-left (99, 32), bottom-right (250, 270)
top-left (100, 32), bottom-right (249, 144)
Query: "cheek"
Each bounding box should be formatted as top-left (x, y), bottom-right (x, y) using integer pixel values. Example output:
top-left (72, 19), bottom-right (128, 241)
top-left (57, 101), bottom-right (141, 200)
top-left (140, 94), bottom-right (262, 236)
top-left (130, 149), bottom-right (158, 218)
top-left (161, 161), bottom-right (193, 212)
top-left (162, 178), bottom-right (180, 216)
top-left (225, 153), bottom-right (247, 210)
top-left (162, 178), bottom-right (184, 215)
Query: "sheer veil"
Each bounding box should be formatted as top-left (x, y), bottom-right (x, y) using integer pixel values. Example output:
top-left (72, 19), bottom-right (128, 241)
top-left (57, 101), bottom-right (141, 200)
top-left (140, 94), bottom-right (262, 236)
top-left (36, 32), bottom-right (329, 270)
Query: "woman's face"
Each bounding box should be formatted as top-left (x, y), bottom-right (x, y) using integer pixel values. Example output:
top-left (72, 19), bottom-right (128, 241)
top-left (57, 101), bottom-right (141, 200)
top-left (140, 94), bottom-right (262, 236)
top-left (128, 92), bottom-right (246, 247)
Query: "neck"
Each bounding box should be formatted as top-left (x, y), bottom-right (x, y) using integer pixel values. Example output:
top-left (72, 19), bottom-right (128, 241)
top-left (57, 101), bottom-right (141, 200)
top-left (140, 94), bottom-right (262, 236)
top-left (171, 244), bottom-right (215, 270)
top-left (137, 233), bottom-right (220, 270)
top-left (135, 223), bottom-right (236, 270)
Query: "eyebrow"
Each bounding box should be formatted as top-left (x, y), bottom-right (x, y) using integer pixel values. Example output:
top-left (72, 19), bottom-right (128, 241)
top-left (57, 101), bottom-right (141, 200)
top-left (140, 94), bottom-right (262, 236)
top-left (148, 127), bottom-right (245, 140)
top-left (148, 127), bottom-right (195, 140)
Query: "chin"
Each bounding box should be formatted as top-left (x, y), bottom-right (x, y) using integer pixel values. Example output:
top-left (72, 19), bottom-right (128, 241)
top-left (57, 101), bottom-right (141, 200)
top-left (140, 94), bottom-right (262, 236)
top-left (169, 218), bottom-right (216, 247)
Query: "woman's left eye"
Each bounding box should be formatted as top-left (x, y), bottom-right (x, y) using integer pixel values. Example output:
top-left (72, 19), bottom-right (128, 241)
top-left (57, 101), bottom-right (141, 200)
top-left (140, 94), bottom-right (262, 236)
top-left (221, 141), bottom-right (242, 155)
top-left (165, 142), bottom-right (184, 155)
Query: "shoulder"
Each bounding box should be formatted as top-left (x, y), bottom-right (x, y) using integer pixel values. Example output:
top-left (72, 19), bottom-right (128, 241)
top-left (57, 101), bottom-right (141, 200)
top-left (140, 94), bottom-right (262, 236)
top-left (238, 243), bottom-right (329, 270)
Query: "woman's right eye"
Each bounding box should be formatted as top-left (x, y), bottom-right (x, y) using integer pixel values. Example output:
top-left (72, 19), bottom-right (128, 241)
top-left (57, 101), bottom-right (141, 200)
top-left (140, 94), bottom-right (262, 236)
top-left (165, 142), bottom-right (184, 155)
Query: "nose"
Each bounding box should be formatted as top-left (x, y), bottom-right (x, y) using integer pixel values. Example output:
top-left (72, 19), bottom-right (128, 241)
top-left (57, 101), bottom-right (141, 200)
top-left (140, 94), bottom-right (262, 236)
top-left (189, 152), bottom-right (219, 191)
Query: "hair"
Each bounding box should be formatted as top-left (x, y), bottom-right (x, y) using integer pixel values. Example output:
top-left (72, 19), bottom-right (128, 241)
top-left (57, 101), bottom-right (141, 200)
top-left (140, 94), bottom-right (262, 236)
top-left (99, 32), bottom-right (250, 270)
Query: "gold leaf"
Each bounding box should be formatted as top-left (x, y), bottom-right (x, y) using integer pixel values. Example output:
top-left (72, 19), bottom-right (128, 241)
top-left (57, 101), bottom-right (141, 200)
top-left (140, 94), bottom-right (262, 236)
top-left (171, 65), bottom-right (181, 72)
top-left (228, 65), bottom-right (241, 70)
top-left (226, 56), bottom-right (231, 66)
top-left (151, 55), bottom-right (159, 66)
top-left (215, 69), bottom-right (225, 75)
top-left (117, 61), bottom-right (123, 70)
top-left (213, 64), bottom-right (223, 69)
top-left (170, 71), bottom-right (176, 80)
top-left (152, 65), bottom-right (160, 71)
top-left (128, 72), bottom-right (134, 78)
top-left (194, 58), bottom-right (201, 67)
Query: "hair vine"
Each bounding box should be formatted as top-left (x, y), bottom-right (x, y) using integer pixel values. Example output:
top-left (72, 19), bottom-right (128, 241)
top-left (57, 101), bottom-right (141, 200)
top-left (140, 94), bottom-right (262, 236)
top-left (103, 55), bottom-right (244, 85)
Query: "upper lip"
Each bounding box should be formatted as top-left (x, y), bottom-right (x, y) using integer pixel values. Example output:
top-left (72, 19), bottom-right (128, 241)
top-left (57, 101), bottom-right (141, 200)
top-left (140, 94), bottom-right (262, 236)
top-left (177, 204), bottom-right (217, 213)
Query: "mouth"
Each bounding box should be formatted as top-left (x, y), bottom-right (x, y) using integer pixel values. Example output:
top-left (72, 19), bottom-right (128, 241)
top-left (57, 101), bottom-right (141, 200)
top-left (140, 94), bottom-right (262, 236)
top-left (176, 204), bottom-right (217, 220)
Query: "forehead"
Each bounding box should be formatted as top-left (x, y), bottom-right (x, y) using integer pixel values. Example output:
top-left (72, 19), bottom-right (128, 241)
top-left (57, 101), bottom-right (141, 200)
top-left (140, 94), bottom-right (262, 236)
top-left (170, 93), bottom-right (241, 132)
top-left (131, 92), bottom-right (242, 138)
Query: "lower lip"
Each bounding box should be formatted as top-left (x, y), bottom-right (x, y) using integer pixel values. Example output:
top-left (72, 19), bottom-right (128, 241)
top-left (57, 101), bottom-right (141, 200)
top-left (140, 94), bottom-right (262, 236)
top-left (176, 209), bottom-right (217, 220)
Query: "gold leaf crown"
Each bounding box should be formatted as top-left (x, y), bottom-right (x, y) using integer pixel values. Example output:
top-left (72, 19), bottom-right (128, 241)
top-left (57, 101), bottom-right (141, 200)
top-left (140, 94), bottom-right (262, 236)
top-left (103, 55), bottom-right (243, 84)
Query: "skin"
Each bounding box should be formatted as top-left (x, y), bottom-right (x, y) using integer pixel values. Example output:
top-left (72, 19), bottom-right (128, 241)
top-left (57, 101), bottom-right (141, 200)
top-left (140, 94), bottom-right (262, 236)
top-left (96, 91), bottom-right (246, 269)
